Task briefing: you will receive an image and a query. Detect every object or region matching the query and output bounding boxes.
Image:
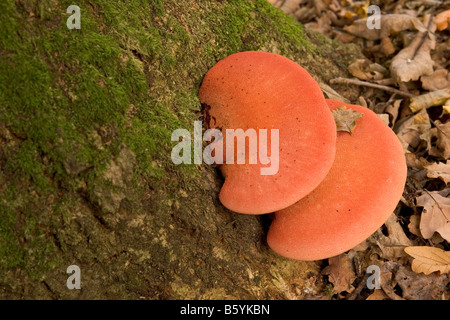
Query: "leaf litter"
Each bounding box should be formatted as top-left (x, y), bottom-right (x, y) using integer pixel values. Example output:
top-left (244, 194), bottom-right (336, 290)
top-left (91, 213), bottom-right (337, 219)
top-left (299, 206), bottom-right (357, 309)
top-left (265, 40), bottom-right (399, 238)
top-left (268, 0), bottom-right (450, 300)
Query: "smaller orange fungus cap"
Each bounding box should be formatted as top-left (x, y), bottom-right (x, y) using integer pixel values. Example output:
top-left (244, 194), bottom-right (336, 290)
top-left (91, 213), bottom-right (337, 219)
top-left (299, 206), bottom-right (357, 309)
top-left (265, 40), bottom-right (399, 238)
top-left (267, 99), bottom-right (407, 260)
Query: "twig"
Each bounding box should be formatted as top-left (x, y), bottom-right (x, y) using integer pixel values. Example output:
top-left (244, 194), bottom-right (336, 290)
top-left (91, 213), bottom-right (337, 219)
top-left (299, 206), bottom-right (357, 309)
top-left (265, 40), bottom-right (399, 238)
top-left (373, 78), bottom-right (395, 86)
top-left (412, 15), bottom-right (433, 60)
top-left (346, 273), bottom-right (369, 300)
top-left (330, 77), bottom-right (414, 98)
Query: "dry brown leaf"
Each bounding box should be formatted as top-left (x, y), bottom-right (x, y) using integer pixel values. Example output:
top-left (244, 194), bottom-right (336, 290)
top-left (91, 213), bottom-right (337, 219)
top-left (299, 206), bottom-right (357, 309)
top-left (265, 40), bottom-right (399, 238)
top-left (381, 261), bottom-right (448, 299)
top-left (332, 29), bottom-right (356, 43)
top-left (267, 0), bottom-right (301, 15)
top-left (424, 160), bottom-right (450, 184)
top-left (435, 9), bottom-right (450, 31)
top-left (429, 120), bottom-right (450, 160)
top-left (385, 99), bottom-right (402, 126)
top-left (444, 99), bottom-right (450, 114)
top-left (366, 289), bottom-right (388, 300)
top-left (306, 13), bottom-right (332, 34)
top-left (378, 114), bottom-right (390, 126)
top-left (370, 36), bottom-right (397, 56)
top-left (405, 152), bottom-right (430, 169)
top-left (420, 69), bottom-right (450, 91)
top-left (379, 262), bottom-right (406, 300)
top-left (430, 232), bottom-right (446, 245)
top-left (379, 36), bottom-right (396, 55)
top-left (408, 214), bottom-right (422, 237)
top-left (432, 36), bottom-right (450, 69)
top-left (322, 254), bottom-right (356, 294)
top-left (319, 82), bottom-right (350, 103)
top-left (408, 169), bottom-right (430, 189)
top-left (293, 6), bottom-right (316, 21)
top-left (393, 259), bottom-right (449, 299)
top-left (343, 14), bottom-right (426, 40)
top-left (313, 0), bottom-right (330, 16)
top-left (416, 189), bottom-right (450, 241)
top-left (367, 214), bottom-right (415, 261)
top-left (396, 109), bottom-right (431, 152)
top-left (348, 59), bottom-right (388, 81)
top-left (404, 246), bottom-right (450, 275)
top-left (385, 214), bottom-right (415, 248)
top-left (390, 22), bottom-right (436, 84)
top-left (405, 154), bottom-right (433, 187)
top-left (409, 88), bottom-right (450, 112)
top-left (332, 106), bottom-right (364, 135)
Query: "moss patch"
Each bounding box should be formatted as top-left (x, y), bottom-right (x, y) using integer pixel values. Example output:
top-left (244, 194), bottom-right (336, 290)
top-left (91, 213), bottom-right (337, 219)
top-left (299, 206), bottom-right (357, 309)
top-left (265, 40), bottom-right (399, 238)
top-left (0, 0), bottom-right (359, 298)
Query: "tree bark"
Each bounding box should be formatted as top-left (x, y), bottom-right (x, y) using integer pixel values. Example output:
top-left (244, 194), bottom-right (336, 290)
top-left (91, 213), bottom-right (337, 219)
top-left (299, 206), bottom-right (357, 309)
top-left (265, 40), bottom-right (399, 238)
top-left (0, 0), bottom-right (362, 299)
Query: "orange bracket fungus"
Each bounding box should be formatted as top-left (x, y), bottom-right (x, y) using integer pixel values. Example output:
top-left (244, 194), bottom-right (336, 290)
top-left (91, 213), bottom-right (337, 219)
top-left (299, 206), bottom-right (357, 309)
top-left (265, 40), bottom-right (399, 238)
top-left (267, 99), bottom-right (407, 261)
top-left (198, 51), bottom-right (336, 215)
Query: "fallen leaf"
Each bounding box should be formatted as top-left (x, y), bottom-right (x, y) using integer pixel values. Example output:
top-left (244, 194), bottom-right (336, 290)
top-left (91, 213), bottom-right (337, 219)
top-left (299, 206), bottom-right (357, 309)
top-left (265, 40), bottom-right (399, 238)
top-left (424, 160), bottom-right (450, 184)
top-left (332, 106), bottom-right (364, 135)
top-left (404, 246), bottom-right (450, 275)
top-left (394, 258), bottom-right (449, 298)
top-left (405, 153), bottom-right (430, 169)
top-left (409, 88), bottom-right (450, 113)
top-left (429, 120), bottom-right (450, 160)
top-left (390, 22), bottom-right (436, 84)
top-left (379, 36), bottom-right (396, 55)
top-left (435, 9), bottom-right (450, 31)
top-left (395, 109), bottom-right (431, 152)
top-left (366, 289), bottom-right (388, 300)
top-left (430, 232), bottom-right (446, 245)
top-left (378, 114), bottom-right (390, 126)
top-left (307, 13), bottom-right (332, 34)
top-left (385, 99), bottom-right (402, 126)
top-left (385, 214), bottom-right (415, 248)
top-left (405, 154), bottom-right (432, 188)
top-left (268, 0), bottom-right (302, 15)
top-left (408, 169), bottom-right (430, 189)
top-left (379, 262), bottom-right (406, 300)
top-left (381, 261), bottom-right (448, 299)
top-left (367, 214), bottom-right (415, 262)
top-left (370, 36), bottom-right (397, 56)
top-left (319, 82), bottom-right (350, 103)
top-left (322, 254), bottom-right (356, 294)
top-left (416, 189), bottom-right (450, 241)
top-left (348, 59), bottom-right (388, 81)
top-left (343, 14), bottom-right (426, 40)
top-left (408, 215), bottom-right (422, 237)
top-left (420, 69), bottom-right (450, 91)
top-left (444, 99), bottom-right (450, 114)
top-left (312, 0), bottom-right (329, 16)
top-left (332, 29), bottom-right (356, 43)
top-left (293, 6), bottom-right (316, 22)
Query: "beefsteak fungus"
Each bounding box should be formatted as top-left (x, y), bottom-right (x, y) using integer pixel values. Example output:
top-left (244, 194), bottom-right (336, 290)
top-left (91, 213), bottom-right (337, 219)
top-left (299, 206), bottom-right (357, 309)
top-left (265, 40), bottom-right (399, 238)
top-left (198, 51), bottom-right (336, 214)
top-left (267, 99), bottom-right (407, 260)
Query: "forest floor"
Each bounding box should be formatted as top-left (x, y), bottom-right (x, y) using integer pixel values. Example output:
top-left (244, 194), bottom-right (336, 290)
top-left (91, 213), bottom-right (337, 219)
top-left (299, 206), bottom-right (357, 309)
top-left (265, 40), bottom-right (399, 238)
top-left (269, 0), bottom-right (450, 300)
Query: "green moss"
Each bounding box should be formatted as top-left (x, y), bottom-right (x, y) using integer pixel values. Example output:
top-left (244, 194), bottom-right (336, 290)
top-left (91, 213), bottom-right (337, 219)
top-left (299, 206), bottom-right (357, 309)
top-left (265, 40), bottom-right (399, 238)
top-left (4, 140), bottom-right (49, 189)
top-left (0, 183), bottom-right (62, 280)
top-left (149, 0), bottom-right (165, 17)
top-left (0, 0), bottom-right (342, 290)
top-left (259, 1), bottom-right (310, 52)
top-left (0, 1), bottom-right (21, 50)
top-left (0, 187), bottom-right (24, 269)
